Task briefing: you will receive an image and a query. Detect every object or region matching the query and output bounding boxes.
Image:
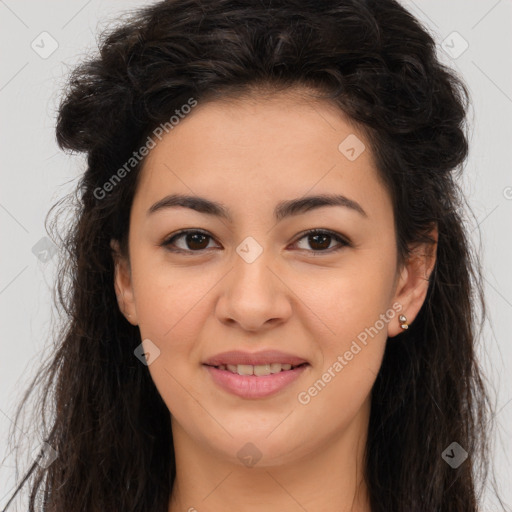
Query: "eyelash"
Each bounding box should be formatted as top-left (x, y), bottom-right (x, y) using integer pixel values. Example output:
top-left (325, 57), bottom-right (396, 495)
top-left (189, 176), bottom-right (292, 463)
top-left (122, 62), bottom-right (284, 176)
top-left (160, 228), bottom-right (351, 255)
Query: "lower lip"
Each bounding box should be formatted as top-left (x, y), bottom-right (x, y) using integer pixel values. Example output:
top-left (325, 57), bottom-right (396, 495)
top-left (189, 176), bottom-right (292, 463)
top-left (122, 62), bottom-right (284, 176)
top-left (203, 364), bottom-right (309, 399)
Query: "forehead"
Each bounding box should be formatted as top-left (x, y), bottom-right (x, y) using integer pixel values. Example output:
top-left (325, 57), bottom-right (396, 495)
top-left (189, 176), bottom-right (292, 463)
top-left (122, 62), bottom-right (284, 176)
top-left (133, 90), bottom-right (391, 219)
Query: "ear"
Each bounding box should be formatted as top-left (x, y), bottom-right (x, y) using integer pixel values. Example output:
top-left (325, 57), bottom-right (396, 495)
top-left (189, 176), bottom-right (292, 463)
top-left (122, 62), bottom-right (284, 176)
top-left (387, 225), bottom-right (438, 337)
top-left (111, 239), bottom-right (138, 325)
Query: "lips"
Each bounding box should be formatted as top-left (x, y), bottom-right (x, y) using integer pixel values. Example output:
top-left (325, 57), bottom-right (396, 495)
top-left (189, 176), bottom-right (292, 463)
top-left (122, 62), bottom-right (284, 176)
top-left (203, 349), bottom-right (308, 367)
top-left (202, 350), bottom-right (310, 398)
top-left (204, 364), bottom-right (309, 399)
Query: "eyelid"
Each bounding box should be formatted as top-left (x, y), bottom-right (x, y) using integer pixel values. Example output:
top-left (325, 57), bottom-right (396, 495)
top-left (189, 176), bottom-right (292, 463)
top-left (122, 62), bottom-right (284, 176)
top-left (291, 228), bottom-right (352, 253)
top-left (161, 228), bottom-right (351, 254)
top-left (161, 229), bottom-right (219, 254)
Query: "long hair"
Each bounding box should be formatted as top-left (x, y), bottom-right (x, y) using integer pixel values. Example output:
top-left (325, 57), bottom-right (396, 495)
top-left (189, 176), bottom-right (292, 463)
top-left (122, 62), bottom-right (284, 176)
top-left (3, 0), bottom-right (502, 510)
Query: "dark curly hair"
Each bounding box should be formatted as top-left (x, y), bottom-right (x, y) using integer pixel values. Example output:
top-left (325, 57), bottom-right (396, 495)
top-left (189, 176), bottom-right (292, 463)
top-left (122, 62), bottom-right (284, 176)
top-left (3, 0), bottom-right (505, 511)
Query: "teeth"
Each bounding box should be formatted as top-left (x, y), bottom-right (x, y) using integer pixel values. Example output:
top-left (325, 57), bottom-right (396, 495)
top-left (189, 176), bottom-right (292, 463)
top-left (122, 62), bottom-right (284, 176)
top-left (270, 363), bottom-right (282, 374)
top-left (217, 363), bottom-right (301, 375)
top-left (237, 364), bottom-right (254, 376)
top-left (254, 364), bottom-right (271, 376)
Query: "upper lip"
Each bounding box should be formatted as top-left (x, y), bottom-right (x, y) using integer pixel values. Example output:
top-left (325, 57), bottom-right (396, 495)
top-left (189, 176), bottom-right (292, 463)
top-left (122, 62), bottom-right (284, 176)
top-left (203, 350), bottom-right (309, 367)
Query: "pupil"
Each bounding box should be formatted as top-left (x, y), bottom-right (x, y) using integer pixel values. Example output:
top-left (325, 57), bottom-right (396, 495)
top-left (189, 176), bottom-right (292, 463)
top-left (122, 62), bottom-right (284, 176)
top-left (187, 233), bottom-right (208, 250)
top-left (310, 234), bottom-right (330, 250)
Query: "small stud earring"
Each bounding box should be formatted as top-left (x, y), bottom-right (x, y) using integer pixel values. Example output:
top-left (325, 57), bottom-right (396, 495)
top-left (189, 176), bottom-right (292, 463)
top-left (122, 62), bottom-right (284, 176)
top-left (399, 314), bottom-right (409, 330)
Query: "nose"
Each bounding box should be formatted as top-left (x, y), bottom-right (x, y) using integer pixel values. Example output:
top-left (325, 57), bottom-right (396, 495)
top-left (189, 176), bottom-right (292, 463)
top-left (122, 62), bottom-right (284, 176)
top-left (215, 244), bottom-right (293, 332)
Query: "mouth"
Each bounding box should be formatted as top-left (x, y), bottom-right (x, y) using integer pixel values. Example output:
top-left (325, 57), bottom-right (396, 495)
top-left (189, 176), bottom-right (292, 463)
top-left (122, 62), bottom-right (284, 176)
top-left (202, 362), bottom-right (310, 399)
top-left (204, 362), bottom-right (309, 376)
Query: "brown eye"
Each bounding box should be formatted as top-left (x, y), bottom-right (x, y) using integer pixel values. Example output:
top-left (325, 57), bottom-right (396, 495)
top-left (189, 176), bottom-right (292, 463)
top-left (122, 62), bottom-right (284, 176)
top-left (293, 229), bottom-right (350, 253)
top-left (306, 233), bottom-right (331, 250)
top-left (161, 228), bottom-right (350, 255)
top-left (162, 230), bottom-right (217, 253)
top-left (184, 232), bottom-right (210, 250)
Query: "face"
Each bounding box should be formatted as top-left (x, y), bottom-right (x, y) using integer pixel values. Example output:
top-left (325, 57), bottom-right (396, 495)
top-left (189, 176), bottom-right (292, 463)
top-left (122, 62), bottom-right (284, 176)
top-left (112, 90), bottom-right (434, 469)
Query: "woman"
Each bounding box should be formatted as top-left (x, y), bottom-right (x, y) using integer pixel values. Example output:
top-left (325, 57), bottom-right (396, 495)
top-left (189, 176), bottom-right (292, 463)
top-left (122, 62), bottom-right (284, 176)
top-left (3, 0), bottom-right (504, 510)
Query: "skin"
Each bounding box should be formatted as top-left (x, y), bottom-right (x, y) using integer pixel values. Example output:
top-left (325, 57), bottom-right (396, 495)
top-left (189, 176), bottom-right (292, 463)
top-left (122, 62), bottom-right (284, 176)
top-left (111, 88), bottom-right (437, 512)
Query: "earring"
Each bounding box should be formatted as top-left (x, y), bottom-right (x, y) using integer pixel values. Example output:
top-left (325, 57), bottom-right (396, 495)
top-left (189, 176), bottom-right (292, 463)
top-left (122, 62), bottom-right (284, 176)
top-left (399, 314), bottom-right (409, 330)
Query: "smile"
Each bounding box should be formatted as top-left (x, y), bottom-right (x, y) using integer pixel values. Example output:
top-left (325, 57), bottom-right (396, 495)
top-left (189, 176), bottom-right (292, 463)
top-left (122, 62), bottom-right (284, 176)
top-left (208, 362), bottom-right (306, 376)
top-left (203, 363), bottom-right (309, 399)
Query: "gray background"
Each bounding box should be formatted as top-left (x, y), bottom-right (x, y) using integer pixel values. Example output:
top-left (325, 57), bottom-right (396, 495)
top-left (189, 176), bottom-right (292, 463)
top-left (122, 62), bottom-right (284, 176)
top-left (1, 0), bottom-right (511, 509)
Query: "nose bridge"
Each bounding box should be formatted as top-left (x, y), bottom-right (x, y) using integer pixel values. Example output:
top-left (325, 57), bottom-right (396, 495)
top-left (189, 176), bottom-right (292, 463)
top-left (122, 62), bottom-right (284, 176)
top-left (231, 234), bottom-right (279, 300)
top-left (216, 234), bottom-right (292, 330)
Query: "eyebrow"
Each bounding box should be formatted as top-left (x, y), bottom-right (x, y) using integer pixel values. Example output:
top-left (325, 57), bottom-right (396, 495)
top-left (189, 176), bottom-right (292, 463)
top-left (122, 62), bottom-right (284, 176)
top-left (147, 193), bottom-right (367, 221)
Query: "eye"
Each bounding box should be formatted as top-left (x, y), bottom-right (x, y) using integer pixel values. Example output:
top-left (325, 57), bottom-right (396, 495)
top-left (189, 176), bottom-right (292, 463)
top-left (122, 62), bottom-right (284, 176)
top-left (161, 228), bottom-right (350, 255)
top-left (161, 230), bottom-right (219, 253)
top-left (291, 229), bottom-right (351, 254)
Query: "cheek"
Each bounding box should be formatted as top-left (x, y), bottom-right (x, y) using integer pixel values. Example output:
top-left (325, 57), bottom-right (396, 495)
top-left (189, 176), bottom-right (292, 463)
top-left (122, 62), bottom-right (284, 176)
top-left (304, 251), bottom-right (397, 348)
top-left (131, 254), bottom-right (211, 341)
top-left (131, 266), bottom-right (211, 417)
top-left (295, 280), bottom-right (393, 438)
top-left (297, 250), bottom-right (396, 413)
